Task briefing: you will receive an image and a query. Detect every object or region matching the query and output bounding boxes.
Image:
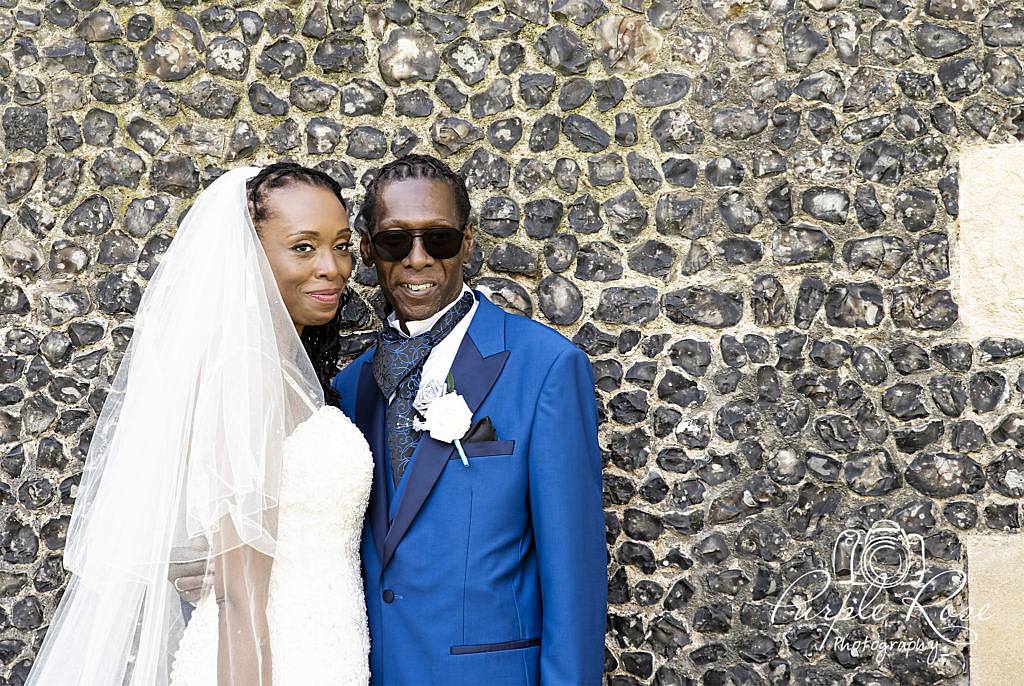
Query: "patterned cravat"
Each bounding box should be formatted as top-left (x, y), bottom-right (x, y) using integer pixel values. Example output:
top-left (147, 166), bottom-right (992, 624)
top-left (372, 291), bottom-right (475, 484)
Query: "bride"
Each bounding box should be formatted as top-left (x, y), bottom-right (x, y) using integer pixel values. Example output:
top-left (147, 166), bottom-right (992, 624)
top-left (26, 164), bottom-right (373, 685)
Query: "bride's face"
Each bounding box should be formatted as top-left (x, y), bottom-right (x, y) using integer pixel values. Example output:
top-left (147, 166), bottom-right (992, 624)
top-left (257, 183), bottom-right (353, 334)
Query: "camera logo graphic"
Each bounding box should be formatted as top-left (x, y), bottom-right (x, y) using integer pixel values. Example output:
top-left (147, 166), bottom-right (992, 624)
top-left (833, 520), bottom-right (926, 588)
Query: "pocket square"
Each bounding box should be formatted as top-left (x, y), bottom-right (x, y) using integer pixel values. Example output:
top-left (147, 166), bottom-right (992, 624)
top-left (462, 416), bottom-right (497, 443)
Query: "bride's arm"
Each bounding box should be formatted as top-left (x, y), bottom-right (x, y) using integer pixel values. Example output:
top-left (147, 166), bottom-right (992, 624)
top-left (215, 543), bottom-right (273, 686)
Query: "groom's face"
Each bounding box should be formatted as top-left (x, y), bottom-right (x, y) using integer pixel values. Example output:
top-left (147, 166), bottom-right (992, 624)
top-left (361, 177), bottom-right (473, 326)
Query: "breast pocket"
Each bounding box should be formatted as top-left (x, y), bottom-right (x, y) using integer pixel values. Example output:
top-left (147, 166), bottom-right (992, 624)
top-left (453, 440), bottom-right (516, 460)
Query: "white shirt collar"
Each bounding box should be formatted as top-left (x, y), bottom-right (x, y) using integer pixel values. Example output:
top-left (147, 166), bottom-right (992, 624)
top-left (387, 283), bottom-right (473, 338)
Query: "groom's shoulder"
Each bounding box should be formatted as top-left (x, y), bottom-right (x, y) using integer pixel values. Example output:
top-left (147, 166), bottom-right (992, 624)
top-left (492, 301), bottom-right (580, 361)
top-left (331, 346), bottom-right (375, 391)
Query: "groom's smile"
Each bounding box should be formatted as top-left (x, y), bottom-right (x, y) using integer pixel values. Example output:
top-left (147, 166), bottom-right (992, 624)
top-left (361, 176), bottom-right (474, 329)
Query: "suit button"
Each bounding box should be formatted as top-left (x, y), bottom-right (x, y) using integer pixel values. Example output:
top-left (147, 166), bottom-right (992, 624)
top-left (383, 590), bottom-right (395, 603)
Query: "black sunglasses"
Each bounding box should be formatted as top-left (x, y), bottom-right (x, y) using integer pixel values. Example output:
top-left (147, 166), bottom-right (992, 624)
top-left (370, 227), bottom-right (465, 262)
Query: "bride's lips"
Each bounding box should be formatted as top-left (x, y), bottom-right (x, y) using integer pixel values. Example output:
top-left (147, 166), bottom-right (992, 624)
top-left (306, 289), bottom-right (341, 304)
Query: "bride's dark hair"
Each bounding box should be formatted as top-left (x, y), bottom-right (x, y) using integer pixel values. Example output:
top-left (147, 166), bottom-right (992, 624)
top-left (246, 162), bottom-right (350, 406)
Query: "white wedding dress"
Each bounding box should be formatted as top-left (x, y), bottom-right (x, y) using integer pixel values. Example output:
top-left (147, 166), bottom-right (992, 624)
top-left (169, 405), bottom-right (374, 686)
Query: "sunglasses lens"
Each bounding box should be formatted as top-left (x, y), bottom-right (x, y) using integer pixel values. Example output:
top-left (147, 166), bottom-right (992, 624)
top-left (373, 232), bottom-right (413, 261)
top-left (423, 229), bottom-right (463, 259)
top-left (372, 228), bottom-right (464, 261)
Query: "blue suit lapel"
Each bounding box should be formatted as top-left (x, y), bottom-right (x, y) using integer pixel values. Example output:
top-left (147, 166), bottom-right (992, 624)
top-left (354, 361), bottom-right (388, 568)
top-left (381, 292), bottom-right (509, 571)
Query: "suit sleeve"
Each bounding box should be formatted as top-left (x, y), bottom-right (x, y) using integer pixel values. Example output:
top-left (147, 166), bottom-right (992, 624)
top-left (527, 346), bottom-right (607, 685)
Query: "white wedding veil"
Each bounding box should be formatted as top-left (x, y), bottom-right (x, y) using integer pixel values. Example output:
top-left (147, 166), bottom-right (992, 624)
top-left (27, 167), bottom-right (324, 684)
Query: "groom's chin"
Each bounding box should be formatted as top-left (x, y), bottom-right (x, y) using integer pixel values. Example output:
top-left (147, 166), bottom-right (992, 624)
top-left (388, 288), bottom-right (443, 321)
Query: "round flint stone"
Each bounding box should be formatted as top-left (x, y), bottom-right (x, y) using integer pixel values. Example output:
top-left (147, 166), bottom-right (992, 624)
top-left (392, 128), bottom-right (420, 158)
top-left (181, 81), bottom-right (240, 119)
top-left (627, 152), bottom-right (662, 194)
top-left (498, 43), bottom-right (525, 74)
top-left (986, 450), bottom-right (1024, 497)
top-left (544, 233), bottom-right (578, 273)
top-left (705, 156), bottom-right (745, 187)
top-left (801, 187), bottom-right (849, 224)
top-left (770, 225), bottom-right (834, 265)
top-left (825, 283), bottom-right (883, 328)
top-left (62, 195), bottom-right (112, 236)
top-left (348, 126), bottom-right (388, 159)
top-left (651, 108), bottom-right (704, 153)
top-left (535, 25), bottom-right (592, 75)
top-left (199, 6), bottom-right (238, 33)
top-left (459, 148), bottom-right (509, 190)
top-left (983, 5), bottom-right (1024, 47)
top-left (519, 73), bottom-right (556, 109)
top-left (576, 241), bottom-right (622, 282)
top-left (124, 195), bottom-right (169, 237)
top-left (478, 196), bottom-right (519, 237)
top-left (718, 191), bottom-right (762, 235)
top-left (593, 77), bottom-right (625, 112)
top-left (523, 198), bottom-right (563, 239)
top-left (857, 140), bottom-right (904, 185)
top-left (430, 117), bottom-right (482, 157)
top-left (487, 118), bottom-right (522, 152)
top-left (395, 89), bottom-right (433, 118)
top-left (435, 78), bottom-right (468, 111)
top-left (475, 277), bottom-right (533, 318)
top-left (312, 33), bottom-right (367, 75)
top-left (537, 274), bottom-right (583, 325)
top-left (587, 153), bottom-right (623, 187)
top-left (562, 115), bottom-right (610, 153)
top-left (48, 241), bottom-right (90, 278)
top-left (664, 287), bottom-right (743, 328)
top-left (594, 287), bottom-right (660, 325)
top-left (895, 188), bottom-right (937, 232)
top-left (632, 73), bottom-right (690, 107)
top-left (90, 147), bottom-right (144, 188)
top-left (442, 37), bottom-right (492, 86)
top-left (3, 106), bottom-right (48, 153)
top-left (151, 154), bottom-right (198, 197)
top-left (514, 158), bottom-right (552, 193)
top-left (378, 27), bottom-right (439, 86)
top-left (603, 191), bottom-right (647, 241)
top-left (470, 78), bottom-right (513, 119)
top-left (138, 234), bottom-right (171, 279)
top-left (912, 22), bottom-right (971, 59)
top-left (906, 452), bottom-right (985, 497)
top-left (554, 158), bottom-right (581, 194)
top-left (559, 77), bottom-right (593, 111)
top-left (614, 113), bottom-right (638, 147)
top-left (938, 57), bottom-right (983, 101)
top-left (628, 240), bottom-right (675, 278)
top-left (340, 78), bottom-right (387, 116)
top-left (529, 113), bottom-right (560, 152)
top-left (125, 13), bottom-right (154, 41)
top-left (95, 271), bottom-right (142, 314)
top-left (127, 118), bottom-right (168, 156)
top-left (487, 244), bottom-right (536, 275)
top-left (205, 36), bottom-right (249, 81)
top-left (289, 76), bottom-right (337, 113)
top-left (711, 107), bottom-right (769, 141)
top-left (141, 28), bottom-right (198, 81)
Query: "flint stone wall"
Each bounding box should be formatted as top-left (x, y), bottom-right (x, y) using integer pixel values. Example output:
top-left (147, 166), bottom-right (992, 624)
top-left (3, 0), bottom-right (1024, 684)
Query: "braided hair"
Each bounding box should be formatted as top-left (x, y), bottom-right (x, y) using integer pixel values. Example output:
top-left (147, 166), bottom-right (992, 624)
top-left (246, 162), bottom-right (349, 406)
top-left (357, 153), bottom-right (471, 234)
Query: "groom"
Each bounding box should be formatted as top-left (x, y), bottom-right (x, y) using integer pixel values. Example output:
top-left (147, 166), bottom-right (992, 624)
top-left (333, 154), bottom-right (606, 685)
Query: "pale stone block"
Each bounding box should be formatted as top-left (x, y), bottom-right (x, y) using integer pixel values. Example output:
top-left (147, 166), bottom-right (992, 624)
top-left (963, 534), bottom-right (1024, 685)
top-left (957, 144), bottom-right (1024, 340)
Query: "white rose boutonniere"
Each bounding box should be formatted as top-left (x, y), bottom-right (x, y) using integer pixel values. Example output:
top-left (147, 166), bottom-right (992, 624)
top-left (412, 373), bottom-right (473, 466)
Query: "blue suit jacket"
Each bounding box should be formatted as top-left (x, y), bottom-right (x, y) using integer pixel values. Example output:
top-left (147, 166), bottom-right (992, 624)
top-left (333, 291), bottom-right (606, 685)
